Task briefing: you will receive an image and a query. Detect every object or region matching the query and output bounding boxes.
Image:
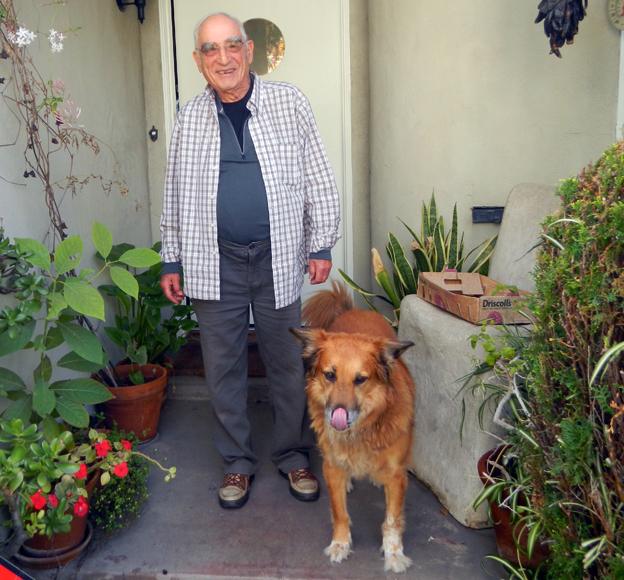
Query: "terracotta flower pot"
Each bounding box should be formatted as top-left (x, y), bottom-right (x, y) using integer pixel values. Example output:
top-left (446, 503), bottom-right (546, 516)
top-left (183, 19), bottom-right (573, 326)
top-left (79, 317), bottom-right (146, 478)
top-left (14, 521), bottom-right (93, 570)
top-left (100, 364), bottom-right (168, 442)
top-left (18, 471), bottom-right (98, 567)
top-left (477, 446), bottom-right (548, 569)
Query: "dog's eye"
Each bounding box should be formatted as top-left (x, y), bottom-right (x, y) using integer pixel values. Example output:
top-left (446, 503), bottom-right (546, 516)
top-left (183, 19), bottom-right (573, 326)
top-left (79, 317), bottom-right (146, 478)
top-left (354, 375), bottom-right (368, 386)
top-left (324, 370), bottom-right (336, 382)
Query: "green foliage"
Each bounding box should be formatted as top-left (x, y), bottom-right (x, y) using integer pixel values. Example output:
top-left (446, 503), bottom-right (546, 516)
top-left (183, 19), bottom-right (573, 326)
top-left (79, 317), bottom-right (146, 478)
top-left (90, 454), bottom-right (149, 533)
top-left (0, 418), bottom-right (175, 556)
top-left (0, 419), bottom-right (127, 540)
top-left (99, 242), bottom-right (196, 366)
top-left (0, 223), bottom-right (160, 428)
top-left (470, 141), bottom-right (624, 579)
top-left (89, 427), bottom-right (149, 533)
top-left (340, 192), bottom-right (497, 324)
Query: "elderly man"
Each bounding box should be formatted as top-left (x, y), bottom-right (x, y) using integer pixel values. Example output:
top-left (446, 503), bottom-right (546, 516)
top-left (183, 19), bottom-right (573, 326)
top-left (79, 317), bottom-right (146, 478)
top-left (160, 12), bottom-right (340, 509)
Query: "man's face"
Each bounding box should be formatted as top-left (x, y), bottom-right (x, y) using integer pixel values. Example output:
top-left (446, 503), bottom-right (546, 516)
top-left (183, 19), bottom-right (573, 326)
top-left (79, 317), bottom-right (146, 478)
top-left (193, 15), bottom-right (254, 102)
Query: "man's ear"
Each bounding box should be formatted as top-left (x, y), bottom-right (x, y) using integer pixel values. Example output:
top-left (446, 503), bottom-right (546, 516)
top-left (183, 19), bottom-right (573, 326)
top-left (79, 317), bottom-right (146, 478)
top-left (245, 39), bottom-right (255, 63)
top-left (289, 327), bottom-right (325, 372)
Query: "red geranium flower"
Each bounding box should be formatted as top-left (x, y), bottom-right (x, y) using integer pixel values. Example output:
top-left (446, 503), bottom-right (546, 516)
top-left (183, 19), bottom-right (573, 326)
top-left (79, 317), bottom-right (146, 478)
top-left (74, 463), bottom-right (88, 480)
top-left (73, 496), bottom-right (89, 517)
top-left (29, 490), bottom-right (46, 511)
top-left (48, 495), bottom-right (59, 508)
top-left (95, 439), bottom-right (112, 458)
top-left (120, 439), bottom-right (132, 451)
top-left (113, 461), bottom-right (129, 478)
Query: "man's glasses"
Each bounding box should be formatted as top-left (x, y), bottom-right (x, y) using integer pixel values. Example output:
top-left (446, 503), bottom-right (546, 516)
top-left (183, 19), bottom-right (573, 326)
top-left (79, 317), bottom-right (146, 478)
top-left (198, 37), bottom-right (245, 58)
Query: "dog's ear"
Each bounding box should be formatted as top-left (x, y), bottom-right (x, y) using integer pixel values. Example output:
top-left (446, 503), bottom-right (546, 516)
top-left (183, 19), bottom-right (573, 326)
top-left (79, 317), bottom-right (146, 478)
top-left (376, 340), bottom-right (414, 382)
top-left (289, 327), bottom-right (324, 372)
top-left (383, 340), bottom-right (414, 361)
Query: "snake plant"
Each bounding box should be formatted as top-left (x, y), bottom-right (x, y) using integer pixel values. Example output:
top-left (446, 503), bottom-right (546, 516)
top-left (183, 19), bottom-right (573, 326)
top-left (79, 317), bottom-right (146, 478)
top-left (339, 192), bottom-right (497, 324)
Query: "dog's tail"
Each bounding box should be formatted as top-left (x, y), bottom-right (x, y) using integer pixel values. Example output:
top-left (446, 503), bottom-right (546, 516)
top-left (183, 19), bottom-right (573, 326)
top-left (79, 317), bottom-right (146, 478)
top-left (302, 280), bottom-right (354, 329)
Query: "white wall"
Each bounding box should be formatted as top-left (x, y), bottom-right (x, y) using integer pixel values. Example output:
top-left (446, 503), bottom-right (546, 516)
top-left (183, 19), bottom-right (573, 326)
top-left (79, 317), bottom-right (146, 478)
top-left (369, 0), bottom-right (619, 279)
top-left (0, 0), bottom-right (152, 250)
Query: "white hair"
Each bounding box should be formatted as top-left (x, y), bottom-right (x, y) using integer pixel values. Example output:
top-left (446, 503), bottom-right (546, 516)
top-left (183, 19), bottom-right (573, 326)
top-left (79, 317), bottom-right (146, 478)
top-left (193, 12), bottom-right (248, 49)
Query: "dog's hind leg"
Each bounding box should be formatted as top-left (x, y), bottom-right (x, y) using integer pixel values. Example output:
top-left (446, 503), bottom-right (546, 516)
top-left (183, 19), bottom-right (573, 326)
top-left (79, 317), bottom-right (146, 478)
top-left (322, 461), bottom-right (352, 563)
top-left (381, 471), bottom-right (412, 573)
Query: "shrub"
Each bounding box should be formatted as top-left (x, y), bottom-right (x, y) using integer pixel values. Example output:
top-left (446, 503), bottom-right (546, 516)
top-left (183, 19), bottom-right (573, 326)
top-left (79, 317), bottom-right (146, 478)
top-left (472, 141), bottom-right (624, 578)
top-left (90, 454), bottom-right (149, 534)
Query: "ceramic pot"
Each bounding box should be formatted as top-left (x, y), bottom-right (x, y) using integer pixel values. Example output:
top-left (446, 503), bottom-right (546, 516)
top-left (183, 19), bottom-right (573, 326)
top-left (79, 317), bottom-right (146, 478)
top-left (477, 446), bottom-right (548, 569)
top-left (22, 471), bottom-right (98, 555)
top-left (14, 521), bottom-right (93, 570)
top-left (100, 364), bottom-right (168, 442)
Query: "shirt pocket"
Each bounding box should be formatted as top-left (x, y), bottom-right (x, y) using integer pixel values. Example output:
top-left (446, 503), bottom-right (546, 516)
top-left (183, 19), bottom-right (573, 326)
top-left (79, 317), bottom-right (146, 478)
top-left (275, 143), bottom-right (301, 187)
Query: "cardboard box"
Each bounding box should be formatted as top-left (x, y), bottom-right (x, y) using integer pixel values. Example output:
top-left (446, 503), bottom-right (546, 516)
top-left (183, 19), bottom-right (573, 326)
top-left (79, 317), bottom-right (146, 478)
top-left (417, 271), bottom-right (530, 325)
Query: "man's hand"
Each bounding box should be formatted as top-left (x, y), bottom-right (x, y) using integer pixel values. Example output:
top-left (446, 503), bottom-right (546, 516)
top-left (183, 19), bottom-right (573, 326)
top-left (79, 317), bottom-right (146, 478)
top-left (160, 273), bottom-right (185, 304)
top-left (308, 259), bottom-right (332, 285)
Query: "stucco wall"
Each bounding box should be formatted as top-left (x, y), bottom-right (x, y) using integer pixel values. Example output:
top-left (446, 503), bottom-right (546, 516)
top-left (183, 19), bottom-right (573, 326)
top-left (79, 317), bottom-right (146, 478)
top-left (0, 0), bottom-right (152, 375)
top-left (0, 0), bottom-right (151, 248)
top-left (369, 0), bottom-right (619, 279)
top-left (349, 0), bottom-right (371, 297)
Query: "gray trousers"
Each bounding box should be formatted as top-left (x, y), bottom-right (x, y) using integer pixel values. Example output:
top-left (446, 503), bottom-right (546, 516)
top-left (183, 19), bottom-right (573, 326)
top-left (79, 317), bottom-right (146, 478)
top-left (192, 238), bottom-right (313, 476)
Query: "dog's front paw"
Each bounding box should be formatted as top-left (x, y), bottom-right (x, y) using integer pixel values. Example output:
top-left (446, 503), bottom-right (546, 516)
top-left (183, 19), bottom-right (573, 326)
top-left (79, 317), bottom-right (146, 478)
top-left (383, 551), bottom-right (412, 573)
top-left (324, 540), bottom-right (352, 563)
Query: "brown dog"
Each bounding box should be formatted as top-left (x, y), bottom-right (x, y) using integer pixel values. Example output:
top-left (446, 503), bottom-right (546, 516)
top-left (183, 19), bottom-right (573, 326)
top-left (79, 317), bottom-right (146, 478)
top-left (291, 282), bottom-right (415, 573)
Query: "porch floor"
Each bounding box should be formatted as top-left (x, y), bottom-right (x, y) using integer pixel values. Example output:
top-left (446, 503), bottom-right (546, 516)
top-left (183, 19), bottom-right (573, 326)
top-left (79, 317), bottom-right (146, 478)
top-left (33, 376), bottom-right (499, 580)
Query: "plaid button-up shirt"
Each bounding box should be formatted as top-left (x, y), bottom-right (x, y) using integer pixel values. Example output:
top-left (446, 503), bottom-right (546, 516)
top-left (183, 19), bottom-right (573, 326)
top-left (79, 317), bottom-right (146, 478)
top-left (160, 76), bottom-right (341, 309)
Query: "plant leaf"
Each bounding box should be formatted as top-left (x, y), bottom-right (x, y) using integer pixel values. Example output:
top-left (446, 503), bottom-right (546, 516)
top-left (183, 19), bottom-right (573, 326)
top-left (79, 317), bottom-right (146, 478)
top-left (110, 265), bottom-right (139, 299)
top-left (387, 233), bottom-right (417, 294)
top-left (58, 322), bottom-right (105, 364)
top-left (55, 396), bottom-right (90, 428)
top-left (2, 396), bottom-right (32, 423)
top-left (0, 320), bottom-right (36, 357)
top-left (449, 203), bottom-right (458, 268)
top-left (118, 248), bottom-right (161, 269)
top-left (52, 378), bottom-right (113, 404)
top-left (57, 351), bottom-right (106, 373)
top-left (33, 381), bottom-right (56, 417)
top-left (92, 222), bottom-right (113, 260)
top-left (63, 279), bottom-right (105, 320)
top-left (47, 292), bottom-right (68, 320)
top-left (34, 355), bottom-right (52, 383)
top-left (590, 341), bottom-right (624, 386)
top-left (0, 367), bottom-right (26, 392)
top-left (15, 238), bottom-right (51, 272)
top-left (54, 236), bottom-right (83, 275)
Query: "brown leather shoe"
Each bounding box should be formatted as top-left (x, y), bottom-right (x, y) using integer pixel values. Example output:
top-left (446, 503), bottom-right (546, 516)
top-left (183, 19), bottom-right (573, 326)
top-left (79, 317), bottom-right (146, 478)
top-left (218, 473), bottom-right (252, 509)
top-left (281, 467), bottom-right (320, 502)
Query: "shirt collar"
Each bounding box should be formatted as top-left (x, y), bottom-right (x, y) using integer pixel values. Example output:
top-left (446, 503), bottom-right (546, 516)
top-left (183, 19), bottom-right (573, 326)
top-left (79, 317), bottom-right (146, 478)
top-left (204, 73), bottom-right (260, 115)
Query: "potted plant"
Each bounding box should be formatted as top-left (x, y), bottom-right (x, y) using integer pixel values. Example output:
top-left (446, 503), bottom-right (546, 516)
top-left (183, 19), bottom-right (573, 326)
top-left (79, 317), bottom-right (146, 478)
top-left (0, 224), bottom-right (160, 431)
top-left (0, 417), bottom-right (176, 568)
top-left (339, 193), bottom-right (497, 325)
top-left (88, 427), bottom-right (150, 534)
top-left (96, 242), bottom-right (197, 441)
top-left (468, 141), bottom-right (624, 579)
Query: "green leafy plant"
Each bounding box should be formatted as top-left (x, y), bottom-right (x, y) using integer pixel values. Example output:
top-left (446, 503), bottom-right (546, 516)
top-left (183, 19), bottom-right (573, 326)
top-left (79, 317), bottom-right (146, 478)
top-left (99, 242), bottom-right (196, 375)
top-left (340, 192), bottom-right (497, 323)
top-left (89, 428), bottom-right (149, 534)
top-left (0, 417), bottom-right (176, 558)
top-left (469, 141), bottom-right (624, 579)
top-left (0, 223), bottom-right (161, 429)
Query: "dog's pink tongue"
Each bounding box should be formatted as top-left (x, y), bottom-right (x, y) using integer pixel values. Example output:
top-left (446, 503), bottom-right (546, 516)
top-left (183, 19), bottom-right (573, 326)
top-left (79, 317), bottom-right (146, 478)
top-left (330, 407), bottom-right (348, 431)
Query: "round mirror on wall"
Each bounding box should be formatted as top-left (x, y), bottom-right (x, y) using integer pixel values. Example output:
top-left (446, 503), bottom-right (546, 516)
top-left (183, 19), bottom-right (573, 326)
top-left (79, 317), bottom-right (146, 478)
top-left (244, 18), bottom-right (285, 75)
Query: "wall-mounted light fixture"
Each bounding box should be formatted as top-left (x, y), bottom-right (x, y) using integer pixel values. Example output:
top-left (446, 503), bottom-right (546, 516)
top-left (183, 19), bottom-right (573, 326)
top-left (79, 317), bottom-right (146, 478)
top-left (116, 0), bottom-right (146, 24)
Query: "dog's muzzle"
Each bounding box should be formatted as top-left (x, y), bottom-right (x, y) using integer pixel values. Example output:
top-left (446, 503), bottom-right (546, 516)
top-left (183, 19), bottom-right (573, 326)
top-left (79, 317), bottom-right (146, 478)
top-left (326, 406), bottom-right (359, 431)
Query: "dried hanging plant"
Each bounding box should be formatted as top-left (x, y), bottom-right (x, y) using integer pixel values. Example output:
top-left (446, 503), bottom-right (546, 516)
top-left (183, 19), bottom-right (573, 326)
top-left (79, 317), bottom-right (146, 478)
top-left (0, 0), bottom-right (126, 243)
top-left (535, 0), bottom-right (588, 58)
